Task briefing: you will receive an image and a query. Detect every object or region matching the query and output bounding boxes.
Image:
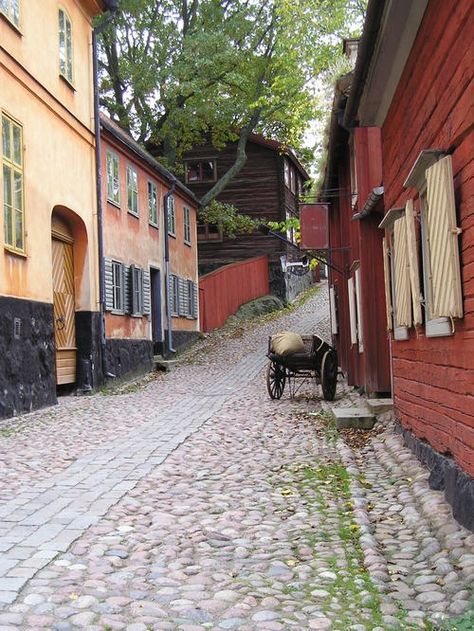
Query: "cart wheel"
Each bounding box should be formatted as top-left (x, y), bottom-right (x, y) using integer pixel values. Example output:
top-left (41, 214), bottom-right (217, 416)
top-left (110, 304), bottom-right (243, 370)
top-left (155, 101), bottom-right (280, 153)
top-left (321, 350), bottom-right (338, 401)
top-left (266, 361), bottom-right (286, 399)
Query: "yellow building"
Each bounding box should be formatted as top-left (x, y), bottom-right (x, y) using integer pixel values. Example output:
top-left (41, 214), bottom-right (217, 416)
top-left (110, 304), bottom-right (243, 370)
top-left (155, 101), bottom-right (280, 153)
top-left (0, 0), bottom-right (109, 417)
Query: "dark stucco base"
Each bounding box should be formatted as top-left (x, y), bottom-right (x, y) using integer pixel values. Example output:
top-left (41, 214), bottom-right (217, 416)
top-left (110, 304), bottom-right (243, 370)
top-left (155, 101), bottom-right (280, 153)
top-left (105, 338), bottom-right (154, 381)
top-left (0, 295), bottom-right (56, 419)
top-left (397, 425), bottom-right (474, 532)
top-left (162, 329), bottom-right (200, 358)
top-left (269, 262), bottom-right (287, 301)
top-left (75, 311), bottom-right (102, 391)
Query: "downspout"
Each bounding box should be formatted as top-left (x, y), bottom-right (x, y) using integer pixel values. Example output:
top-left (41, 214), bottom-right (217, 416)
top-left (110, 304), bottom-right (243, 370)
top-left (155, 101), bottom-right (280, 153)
top-left (92, 2), bottom-right (118, 381)
top-left (163, 181), bottom-right (177, 355)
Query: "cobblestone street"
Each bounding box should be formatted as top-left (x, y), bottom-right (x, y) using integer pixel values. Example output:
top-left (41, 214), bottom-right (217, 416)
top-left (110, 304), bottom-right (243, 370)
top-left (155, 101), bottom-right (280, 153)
top-left (0, 286), bottom-right (473, 630)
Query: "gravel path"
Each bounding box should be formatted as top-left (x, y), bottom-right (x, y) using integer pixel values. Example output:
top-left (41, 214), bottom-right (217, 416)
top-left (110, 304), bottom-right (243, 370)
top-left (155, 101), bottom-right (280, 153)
top-left (0, 284), bottom-right (472, 629)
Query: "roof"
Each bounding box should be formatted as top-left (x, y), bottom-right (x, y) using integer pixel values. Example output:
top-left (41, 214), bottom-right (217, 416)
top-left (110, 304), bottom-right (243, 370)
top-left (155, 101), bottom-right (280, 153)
top-left (100, 114), bottom-right (198, 206)
top-left (246, 133), bottom-right (311, 181)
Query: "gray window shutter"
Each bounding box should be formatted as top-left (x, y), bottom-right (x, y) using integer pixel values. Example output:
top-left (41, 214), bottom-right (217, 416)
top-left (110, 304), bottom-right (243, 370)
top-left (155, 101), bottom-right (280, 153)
top-left (104, 258), bottom-right (114, 311)
top-left (193, 282), bottom-right (199, 319)
top-left (130, 264), bottom-right (138, 314)
top-left (123, 265), bottom-right (131, 314)
top-left (178, 277), bottom-right (186, 316)
top-left (142, 270), bottom-right (151, 315)
top-left (168, 274), bottom-right (175, 315)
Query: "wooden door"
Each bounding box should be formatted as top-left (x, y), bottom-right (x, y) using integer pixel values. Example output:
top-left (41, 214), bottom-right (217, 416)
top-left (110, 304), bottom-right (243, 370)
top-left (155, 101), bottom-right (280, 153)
top-left (52, 237), bottom-right (76, 384)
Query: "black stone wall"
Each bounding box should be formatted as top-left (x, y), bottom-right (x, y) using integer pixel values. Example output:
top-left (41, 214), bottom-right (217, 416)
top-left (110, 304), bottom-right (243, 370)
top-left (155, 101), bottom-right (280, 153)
top-left (162, 329), bottom-right (200, 358)
top-left (0, 296), bottom-right (56, 418)
top-left (75, 311), bottom-right (102, 390)
top-left (104, 338), bottom-right (154, 380)
top-left (397, 425), bottom-right (474, 532)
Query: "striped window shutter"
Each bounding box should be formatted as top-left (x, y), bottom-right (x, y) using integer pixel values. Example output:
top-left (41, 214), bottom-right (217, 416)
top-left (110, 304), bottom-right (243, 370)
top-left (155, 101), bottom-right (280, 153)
top-left (382, 238), bottom-right (393, 330)
top-left (142, 270), bottom-right (151, 315)
top-left (193, 282), bottom-right (199, 319)
top-left (426, 155), bottom-right (463, 318)
top-left (130, 264), bottom-right (138, 315)
top-left (405, 199), bottom-right (422, 325)
top-left (178, 278), bottom-right (186, 316)
top-left (393, 216), bottom-right (412, 327)
top-left (104, 258), bottom-right (114, 311)
top-left (123, 265), bottom-right (131, 314)
top-left (347, 277), bottom-right (357, 345)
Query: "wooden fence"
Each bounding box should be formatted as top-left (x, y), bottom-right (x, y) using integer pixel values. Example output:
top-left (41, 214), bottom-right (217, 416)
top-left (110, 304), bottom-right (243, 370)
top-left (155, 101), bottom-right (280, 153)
top-left (199, 255), bottom-right (269, 332)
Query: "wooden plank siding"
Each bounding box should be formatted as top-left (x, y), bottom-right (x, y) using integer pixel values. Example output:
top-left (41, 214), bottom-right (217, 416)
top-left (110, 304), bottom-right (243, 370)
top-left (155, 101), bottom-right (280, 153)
top-left (182, 139), bottom-right (304, 268)
top-left (381, 0), bottom-right (474, 475)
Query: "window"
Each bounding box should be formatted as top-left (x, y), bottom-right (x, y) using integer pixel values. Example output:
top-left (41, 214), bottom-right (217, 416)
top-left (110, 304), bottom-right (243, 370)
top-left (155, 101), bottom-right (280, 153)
top-left (197, 222), bottom-right (222, 242)
top-left (1, 0), bottom-right (20, 27)
top-left (167, 195), bottom-right (176, 235)
top-left (58, 8), bottom-right (73, 84)
top-left (148, 181), bottom-right (158, 226)
top-left (187, 280), bottom-right (194, 317)
top-left (289, 166), bottom-right (296, 194)
top-left (106, 151), bottom-right (120, 205)
top-left (183, 206), bottom-right (191, 244)
top-left (130, 265), bottom-right (143, 315)
top-left (347, 265), bottom-right (363, 352)
top-left (126, 166), bottom-right (138, 215)
top-left (170, 274), bottom-right (179, 315)
top-left (2, 113), bottom-right (24, 253)
top-left (112, 261), bottom-right (124, 312)
top-left (284, 159), bottom-right (290, 188)
top-left (185, 159), bottom-right (216, 183)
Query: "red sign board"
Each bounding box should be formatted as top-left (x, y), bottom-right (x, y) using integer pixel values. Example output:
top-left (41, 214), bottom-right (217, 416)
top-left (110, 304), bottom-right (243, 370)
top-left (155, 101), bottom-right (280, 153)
top-left (299, 204), bottom-right (329, 249)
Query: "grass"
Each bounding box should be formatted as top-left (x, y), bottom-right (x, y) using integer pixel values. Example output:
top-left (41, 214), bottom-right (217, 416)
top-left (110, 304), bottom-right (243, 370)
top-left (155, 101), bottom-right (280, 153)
top-left (0, 427), bottom-right (16, 438)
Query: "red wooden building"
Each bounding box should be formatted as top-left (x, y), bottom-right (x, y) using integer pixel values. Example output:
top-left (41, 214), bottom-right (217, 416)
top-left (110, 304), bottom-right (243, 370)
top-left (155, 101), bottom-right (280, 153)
top-left (324, 0), bottom-right (474, 528)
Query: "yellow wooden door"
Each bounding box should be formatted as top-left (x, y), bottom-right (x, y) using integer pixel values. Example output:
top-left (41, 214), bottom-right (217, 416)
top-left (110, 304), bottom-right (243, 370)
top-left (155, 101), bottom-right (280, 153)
top-left (52, 237), bottom-right (76, 384)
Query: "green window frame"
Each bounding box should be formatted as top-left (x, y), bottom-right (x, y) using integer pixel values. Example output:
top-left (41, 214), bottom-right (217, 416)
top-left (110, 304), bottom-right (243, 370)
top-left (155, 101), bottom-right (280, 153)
top-left (58, 8), bottom-right (73, 84)
top-left (167, 195), bottom-right (176, 236)
top-left (0, 0), bottom-right (20, 27)
top-left (106, 151), bottom-right (120, 205)
top-left (126, 165), bottom-right (139, 216)
top-left (148, 180), bottom-right (158, 226)
top-left (2, 113), bottom-right (25, 253)
top-left (183, 206), bottom-right (191, 244)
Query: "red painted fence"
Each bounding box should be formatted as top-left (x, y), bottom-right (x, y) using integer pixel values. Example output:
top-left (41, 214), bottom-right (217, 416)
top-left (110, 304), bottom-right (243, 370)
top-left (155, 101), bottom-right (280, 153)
top-left (199, 256), bottom-right (270, 332)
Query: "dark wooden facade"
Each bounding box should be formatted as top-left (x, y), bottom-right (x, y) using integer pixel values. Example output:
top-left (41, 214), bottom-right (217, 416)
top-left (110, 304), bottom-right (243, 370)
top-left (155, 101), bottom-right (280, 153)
top-left (180, 135), bottom-right (309, 277)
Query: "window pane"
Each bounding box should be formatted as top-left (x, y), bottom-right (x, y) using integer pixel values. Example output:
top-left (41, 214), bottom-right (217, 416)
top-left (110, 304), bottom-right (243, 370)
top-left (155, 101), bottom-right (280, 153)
top-left (0, 1), bottom-right (9, 16)
top-left (12, 0), bottom-right (19, 25)
top-left (3, 164), bottom-right (12, 206)
top-left (186, 161), bottom-right (200, 182)
top-left (12, 124), bottom-right (21, 165)
top-left (3, 166), bottom-right (12, 245)
top-left (201, 161), bottom-right (215, 181)
top-left (66, 20), bottom-right (73, 81)
top-left (15, 208), bottom-right (23, 250)
top-left (2, 117), bottom-right (11, 160)
top-left (13, 170), bottom-right (22, 210)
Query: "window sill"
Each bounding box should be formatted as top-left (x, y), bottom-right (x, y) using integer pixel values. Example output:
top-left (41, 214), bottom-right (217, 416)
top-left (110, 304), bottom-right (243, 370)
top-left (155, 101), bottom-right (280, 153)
top-left (110, 309), bottom-right (125, 316)
top-left (107, 198), bottom-right (121, 209)
top-left (184, 240), bottom-right (192, 247)
top-left (130, 313), bottom-right (143, 318)
top-left (168, 232), bottom-right (176, 239)
top-left (393, 326), bottom-right (409, 341)
top-left (149, 221), bottom-right (159, 230)
top-left (127, 210), bottom-right (139, 218)
top-left (59, 73), bottom-right (76, 91)
top-left (425, 317), bottom-right (453, 338)
top-left (0, 12), bottom-right (22, 35)
top-left (4, 245), bottom-right (27, 258)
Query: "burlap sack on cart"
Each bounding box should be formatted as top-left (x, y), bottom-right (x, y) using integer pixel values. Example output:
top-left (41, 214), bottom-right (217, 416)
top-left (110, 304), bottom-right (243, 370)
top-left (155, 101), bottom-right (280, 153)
top-left (270, 331), bottom-right (305, 356)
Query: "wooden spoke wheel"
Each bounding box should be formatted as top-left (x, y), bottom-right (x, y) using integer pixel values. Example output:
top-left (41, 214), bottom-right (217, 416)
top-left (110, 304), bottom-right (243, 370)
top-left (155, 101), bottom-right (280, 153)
top-left (266, 361), bottom-right (286, 399)
top-left (321, 350), bottom-right (338, 401)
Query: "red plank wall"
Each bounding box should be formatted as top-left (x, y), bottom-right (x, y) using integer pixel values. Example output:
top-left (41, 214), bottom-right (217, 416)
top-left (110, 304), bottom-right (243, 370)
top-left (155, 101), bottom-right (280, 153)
top-left (199, 256), bottom-right (270, 332)
top-left (382, 0), bottom-right (474, 475)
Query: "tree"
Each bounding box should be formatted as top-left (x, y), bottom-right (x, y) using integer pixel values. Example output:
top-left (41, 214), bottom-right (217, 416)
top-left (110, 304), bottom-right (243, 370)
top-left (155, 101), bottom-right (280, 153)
top-left (99, 0), bottom-right (366, 205)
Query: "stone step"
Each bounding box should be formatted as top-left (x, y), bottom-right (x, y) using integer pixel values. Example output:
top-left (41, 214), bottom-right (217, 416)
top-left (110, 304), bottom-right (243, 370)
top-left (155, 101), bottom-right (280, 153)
top-left (365, 398), bottom-right (394, 414)
top-left (332, 407), bottom-right (376, 430)
top-left (153, 355), bottom-right (178, 372)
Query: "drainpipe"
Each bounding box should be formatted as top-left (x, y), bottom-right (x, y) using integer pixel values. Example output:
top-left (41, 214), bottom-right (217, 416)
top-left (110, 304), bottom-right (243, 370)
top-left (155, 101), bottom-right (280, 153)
top-left (92, 1), bottom-right (118, 381)
top-left (163, 182), bottom-right (177, 355)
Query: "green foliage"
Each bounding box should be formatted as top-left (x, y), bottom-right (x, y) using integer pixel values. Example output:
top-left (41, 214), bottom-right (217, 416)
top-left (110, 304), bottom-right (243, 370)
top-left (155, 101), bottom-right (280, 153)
top-left (198, 200), bottom-right (261, 239)
top-left (443, 603), bottom-right (474, 631)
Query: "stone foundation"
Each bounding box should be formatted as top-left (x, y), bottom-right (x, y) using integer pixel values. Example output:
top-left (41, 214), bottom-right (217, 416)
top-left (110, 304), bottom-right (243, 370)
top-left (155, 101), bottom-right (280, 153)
top-left (104, 338), bottom-right (154, 381)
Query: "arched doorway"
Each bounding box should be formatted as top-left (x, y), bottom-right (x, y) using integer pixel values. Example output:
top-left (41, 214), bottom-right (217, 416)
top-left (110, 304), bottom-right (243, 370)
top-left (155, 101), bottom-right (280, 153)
top-left (51, 213), bottom-right (76, 385)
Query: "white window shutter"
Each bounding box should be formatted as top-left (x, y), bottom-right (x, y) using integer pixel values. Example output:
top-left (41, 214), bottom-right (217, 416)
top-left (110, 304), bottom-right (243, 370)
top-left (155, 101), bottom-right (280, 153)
top-left (329, 286), bottom-right (338, 334)
top-left (393, 216), bottom-right (412, 327)
top-left (354, 268), bottom-right (363, 353)
top-left (142, 270), bottom-right (151, 316)
top-left (104, 258), bottom-right (114, 311)
top-left (382, 238), bottom-right (393, 330)
top-left (347, 277), bottom-right (357, 345)
top-left (193, 282), bottom-right (199, 319)
top-left (405, 199), bottom-right (423, 325)
top-left (426, 155), bottom-right (463, 318)
top-left (178, 278), bottom-right (187, 316)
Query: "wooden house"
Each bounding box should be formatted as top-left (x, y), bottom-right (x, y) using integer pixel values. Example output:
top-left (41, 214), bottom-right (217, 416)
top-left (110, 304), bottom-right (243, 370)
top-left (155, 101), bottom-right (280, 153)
top-left (181, 134), bottom-right (311, 301)
top-left (100, 115), bottom-right (199, 376)
top-left (0, 0), bottom-right (111, 418)
top-left (325, 0), bottom-right (474, 528)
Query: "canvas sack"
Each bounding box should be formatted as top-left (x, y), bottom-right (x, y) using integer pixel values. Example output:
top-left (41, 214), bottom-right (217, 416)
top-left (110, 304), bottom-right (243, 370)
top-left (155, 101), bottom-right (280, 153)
top-left (271, 331), bottom-right (305, 356)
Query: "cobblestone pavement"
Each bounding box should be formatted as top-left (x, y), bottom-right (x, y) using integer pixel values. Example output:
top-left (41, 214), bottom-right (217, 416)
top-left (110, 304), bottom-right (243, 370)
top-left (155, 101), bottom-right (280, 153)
top-left (0, 285), bottom-right (473, 629)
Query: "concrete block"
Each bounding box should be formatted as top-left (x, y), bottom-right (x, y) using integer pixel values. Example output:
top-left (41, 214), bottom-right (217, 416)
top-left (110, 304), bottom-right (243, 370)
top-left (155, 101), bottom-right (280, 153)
top-left (366, 398), bottom-right (394, 414)
top-left (332, 407), bottom-right (376, 430)
top-left (153, 356), bottom-right (178, 372)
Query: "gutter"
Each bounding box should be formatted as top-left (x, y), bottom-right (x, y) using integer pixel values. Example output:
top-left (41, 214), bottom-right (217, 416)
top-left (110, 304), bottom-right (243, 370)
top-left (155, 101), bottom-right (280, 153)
top-left (342, 0), bottom-right (387, 129)
top-left (163, 182), bottom-right (177, 355)
top-left (352, 186), bottom-right (384, 220)
top-left (92, 1), bottom-right (118, 381)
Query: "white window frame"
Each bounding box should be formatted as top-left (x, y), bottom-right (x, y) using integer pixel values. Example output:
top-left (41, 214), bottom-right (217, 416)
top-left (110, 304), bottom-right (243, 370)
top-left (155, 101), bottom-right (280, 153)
top-left (126, 165), bottom-right (139, 216)
top-left (148, 180), bottom-right (158, 227)
top-left (167, 195), bottom-right (176, 236)
top-left (354, 268), bottom-right (364, 353)
top-left (170, 274), bottom-right (179, 315)
top-left (347, 277), bottom-right (357, 346)
top-left (419, 184), bottom-right (452, 338)
top-left (111, 261), bottom-right (124, 313)
top-left (183, 206), bottom-right (191, 244)
top-left (106, 151), bottom-right (120, 206)
top-left (388, 234), bottom-right (409, 341)
top-left (131, 265), bottom-right (143, 316)
top-left (2, 112), bottom-right (25, 254)
top-left (1, 0), bottom-right (20, 27)
top-left (349, 135), bottom-right (358, 209)
top-left (329, 286), bottom-right (338, 335)
top-left (58, 7), bottom-right (73, 85)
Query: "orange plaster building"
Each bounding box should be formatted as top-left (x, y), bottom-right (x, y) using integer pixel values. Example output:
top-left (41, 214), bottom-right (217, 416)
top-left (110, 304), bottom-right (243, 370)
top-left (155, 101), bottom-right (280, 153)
top-left (100, 115), bottom-right (199, 378)
top-left (0, 0), bottom-right (111, 418)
